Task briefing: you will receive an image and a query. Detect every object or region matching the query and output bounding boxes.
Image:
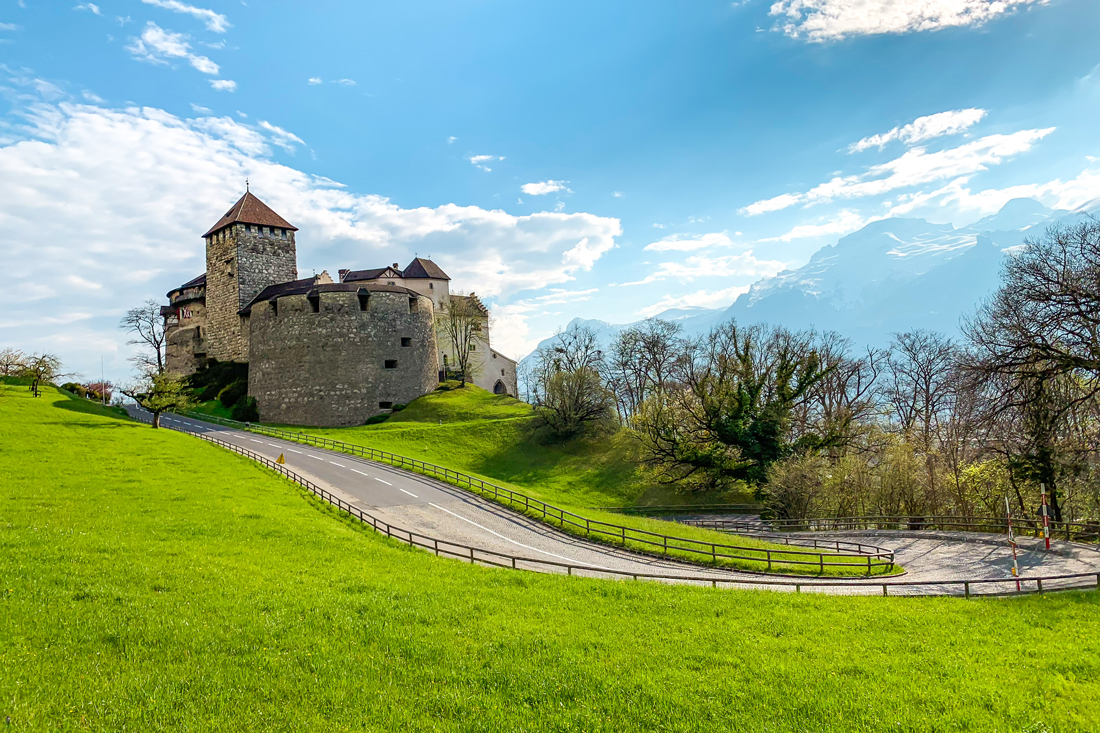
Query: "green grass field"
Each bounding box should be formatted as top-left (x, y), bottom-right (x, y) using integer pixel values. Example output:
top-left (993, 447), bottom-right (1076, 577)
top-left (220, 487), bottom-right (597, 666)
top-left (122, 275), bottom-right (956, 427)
top-left (3, 384), bottom-right (1100, 730)
top-left (264, 385), bottom-right (894, 576)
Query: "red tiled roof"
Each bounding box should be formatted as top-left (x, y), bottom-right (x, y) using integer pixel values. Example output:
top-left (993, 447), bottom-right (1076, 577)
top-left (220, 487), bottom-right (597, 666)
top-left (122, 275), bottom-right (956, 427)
top-left (203, 191), bottom-right (298, 237)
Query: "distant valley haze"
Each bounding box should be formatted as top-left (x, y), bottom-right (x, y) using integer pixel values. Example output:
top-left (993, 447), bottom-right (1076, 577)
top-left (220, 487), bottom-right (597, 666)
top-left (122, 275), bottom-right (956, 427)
top-left (0, 0), bottom-right (1097, 383)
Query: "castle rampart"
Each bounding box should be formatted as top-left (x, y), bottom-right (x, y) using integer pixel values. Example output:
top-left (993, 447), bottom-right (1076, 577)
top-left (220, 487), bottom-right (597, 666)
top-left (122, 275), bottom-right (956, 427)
top-left (247, 284), bottom-right (439, 426)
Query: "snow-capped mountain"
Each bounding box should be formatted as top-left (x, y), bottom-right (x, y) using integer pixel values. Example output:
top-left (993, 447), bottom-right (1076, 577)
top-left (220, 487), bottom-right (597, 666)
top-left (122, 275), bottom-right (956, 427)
top-left (719, 197), bottom-right (1091, 346)
top-left (518, 197), bottom-right (1098, 365)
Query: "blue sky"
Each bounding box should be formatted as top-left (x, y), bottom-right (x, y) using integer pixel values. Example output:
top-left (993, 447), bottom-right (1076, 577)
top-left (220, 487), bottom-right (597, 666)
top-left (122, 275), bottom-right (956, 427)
top-left (1, 0), bottom-right (1098, 383)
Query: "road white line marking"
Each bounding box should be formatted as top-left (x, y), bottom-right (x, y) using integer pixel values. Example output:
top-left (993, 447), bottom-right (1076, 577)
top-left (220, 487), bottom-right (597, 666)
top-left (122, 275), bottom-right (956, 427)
top-left (251, 439), bottom-right (263, 443)
top-left (350, 469), bottom-right (369, 476)
top-left (374, 478), bottom-right (392, 485)
top-left (427, 503), bottom-right (611, 570)
top-left (267, 443), bottom-right (279, 447)
top-left (399, 488), bottom-right (418, 498)
top-left (329, 461), bottom-right (346, 467)
top-left (286, 449), bottom-right (302, 454)
top-left (307, 454), bottom-right (324, 461)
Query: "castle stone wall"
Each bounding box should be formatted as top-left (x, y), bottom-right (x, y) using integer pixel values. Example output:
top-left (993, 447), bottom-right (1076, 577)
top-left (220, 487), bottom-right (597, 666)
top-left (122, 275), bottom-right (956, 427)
top-left (205, 224), bottom-right (297, 363)
top-left (248, 289), bottom-right (439, 427)
top-left (165, 325), bottom-right (207, 375)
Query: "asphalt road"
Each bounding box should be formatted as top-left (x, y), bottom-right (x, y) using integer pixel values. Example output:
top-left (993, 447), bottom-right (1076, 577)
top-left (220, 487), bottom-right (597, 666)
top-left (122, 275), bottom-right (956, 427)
top-left (126, 406), bottom-right (1100, 596)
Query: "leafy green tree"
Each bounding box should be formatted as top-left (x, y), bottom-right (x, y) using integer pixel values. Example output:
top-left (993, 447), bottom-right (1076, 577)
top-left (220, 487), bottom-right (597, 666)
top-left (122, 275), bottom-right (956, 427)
top-left (122, 371), bottom-right (194, 428)
top-left (632, 323), bottom-right (835, 492)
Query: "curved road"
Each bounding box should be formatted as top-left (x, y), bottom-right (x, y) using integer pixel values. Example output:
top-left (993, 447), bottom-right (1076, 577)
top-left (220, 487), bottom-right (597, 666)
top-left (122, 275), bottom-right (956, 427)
top-left (128, 407), bottom-right (1100, 596)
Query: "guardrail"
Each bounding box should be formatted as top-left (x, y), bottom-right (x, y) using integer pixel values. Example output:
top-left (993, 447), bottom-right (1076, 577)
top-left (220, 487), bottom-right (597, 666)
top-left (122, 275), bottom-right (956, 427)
top-left (681, 515), bottom-right (1100, 544)
top-left (180, 410), bottom-right (895, 575)
top-left (137, 410), bottom-right (1100, 598)
top-left (598, 503), bottom-right (763, 516)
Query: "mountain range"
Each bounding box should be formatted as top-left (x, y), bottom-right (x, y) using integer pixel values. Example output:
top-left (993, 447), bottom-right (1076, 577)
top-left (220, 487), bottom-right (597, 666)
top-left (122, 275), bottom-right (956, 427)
top-left (520, 197), bottom-right (1100, 364)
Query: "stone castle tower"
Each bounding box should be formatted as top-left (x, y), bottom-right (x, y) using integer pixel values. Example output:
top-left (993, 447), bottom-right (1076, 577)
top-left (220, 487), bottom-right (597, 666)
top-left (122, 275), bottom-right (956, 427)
top-left (202, 190), bottom-right (298, 361)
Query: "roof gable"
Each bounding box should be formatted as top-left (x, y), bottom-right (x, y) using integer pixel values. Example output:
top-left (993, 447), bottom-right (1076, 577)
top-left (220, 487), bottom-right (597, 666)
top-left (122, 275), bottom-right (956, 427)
top-left (403, 257), bottom-right (450, 280)
top-left (203, 191), bottom-right (298, 237)
top-left (342, 266), bottom-right (402, 282)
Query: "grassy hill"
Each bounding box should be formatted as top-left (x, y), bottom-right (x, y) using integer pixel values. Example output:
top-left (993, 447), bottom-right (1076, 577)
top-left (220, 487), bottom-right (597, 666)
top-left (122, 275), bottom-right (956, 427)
top-left (293, 384), bottom-right (751, 510)
top-left (3, 383), bottom-right (1100, 729)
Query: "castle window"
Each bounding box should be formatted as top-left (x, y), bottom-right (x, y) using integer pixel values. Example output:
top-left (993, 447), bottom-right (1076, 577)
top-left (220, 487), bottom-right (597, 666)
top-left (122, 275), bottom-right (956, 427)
top-left (308, 293), bottom-right (320, 313)
top-left (409, 297), bottom-right (417, 313)
top-left (378, 401), bottom-right (393, 409)
top-left (357, 289), bottom-right (369, 311)
top-left (429, 282), bottom-right (434, 290)
top-left (270, 299), bottom-right (278, 317)
top-left (401, 337), bottom-right (412, 347)
top-left (501, 369), bottom-right (505, 376)
top-left (384, 360), bottom-right (398, 370)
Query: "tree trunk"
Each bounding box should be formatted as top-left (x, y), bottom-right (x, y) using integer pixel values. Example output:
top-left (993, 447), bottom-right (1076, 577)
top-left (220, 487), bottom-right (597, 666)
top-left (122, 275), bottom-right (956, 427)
top-left (152, 410), bottom-right (161, 429)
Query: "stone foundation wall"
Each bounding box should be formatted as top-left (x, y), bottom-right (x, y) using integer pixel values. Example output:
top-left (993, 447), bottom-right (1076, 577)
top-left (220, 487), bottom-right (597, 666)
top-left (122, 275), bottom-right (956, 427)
top-left (248, 289), bottom-right (439, 427)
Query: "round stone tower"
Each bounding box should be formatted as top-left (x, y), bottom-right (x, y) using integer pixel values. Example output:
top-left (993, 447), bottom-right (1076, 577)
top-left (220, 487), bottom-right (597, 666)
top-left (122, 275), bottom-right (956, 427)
top-left (244, 282), bottom-right (439, 426)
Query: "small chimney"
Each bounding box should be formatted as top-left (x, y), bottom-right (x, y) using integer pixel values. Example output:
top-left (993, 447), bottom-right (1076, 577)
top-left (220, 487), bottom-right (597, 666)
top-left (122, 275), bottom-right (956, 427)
top-left (392, 262), bottom-right (399, 270)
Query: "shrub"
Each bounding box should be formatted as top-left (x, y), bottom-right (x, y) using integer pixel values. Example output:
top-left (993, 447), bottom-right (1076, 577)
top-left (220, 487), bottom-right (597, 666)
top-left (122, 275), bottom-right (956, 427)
top-left (217, 379), bottom-right (248, 408)
top-left (365, 414), bottom-right (390, 425)
top-left (187, 360), bottom-right (248, 402)
top-left (230, 395), bottom-right (259, 422)
top-left (60, 382), bottom-right (86, 398)
top-left (390, 403), bottom-right (407, 412)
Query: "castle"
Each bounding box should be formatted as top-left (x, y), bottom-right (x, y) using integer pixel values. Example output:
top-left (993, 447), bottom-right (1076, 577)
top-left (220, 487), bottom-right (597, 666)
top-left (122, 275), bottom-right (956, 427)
top-left (162, 189), bottom-right (517, 426)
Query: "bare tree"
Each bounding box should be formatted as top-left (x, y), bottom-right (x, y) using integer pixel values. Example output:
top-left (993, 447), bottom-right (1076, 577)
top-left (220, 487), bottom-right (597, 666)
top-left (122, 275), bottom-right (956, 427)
top-left (962, 220), bottom-right (1100, 521)
top-left (21, 353), bottom-right (65, 397)
top-left (603, 319), bottom-right (683, 421)
top-left (0, 347), bottom-right (27, 376)
top-left (122, 371), bottom-right (194, 428)
top-left (120, 300), bottom-right (168, 374)
top-left (531, 325), bottom-right (615, 438)
top-left (437, 294), bottom-right (487, 387)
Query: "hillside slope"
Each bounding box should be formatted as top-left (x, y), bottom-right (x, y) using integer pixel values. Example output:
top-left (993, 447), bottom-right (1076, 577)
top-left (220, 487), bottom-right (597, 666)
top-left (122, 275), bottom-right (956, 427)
top-left (3, 383), bottom-right (1100, 730)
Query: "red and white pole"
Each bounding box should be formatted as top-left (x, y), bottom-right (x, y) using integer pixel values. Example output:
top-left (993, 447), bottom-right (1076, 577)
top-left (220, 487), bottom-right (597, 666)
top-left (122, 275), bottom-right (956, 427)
top-left (1005, 496), bottom-right (1020, 592)
top-left (1040, 483), bottom-right (1051, 551)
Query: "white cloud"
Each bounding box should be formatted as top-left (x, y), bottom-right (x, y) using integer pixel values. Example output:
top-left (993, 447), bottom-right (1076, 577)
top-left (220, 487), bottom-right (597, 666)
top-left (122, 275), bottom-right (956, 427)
top-left (74, 3), bottom-right (102, 15)
top-left (334, 78), bottom-right (356, 86)
top-left (259, 120), bottom-right (304, 151)
top-left (468, 154), bottom-right (502, 172)
top-left (307, 77), bottom-right (322, 85)
top-left (209, 79), bottom-right (236, 92)
top-left (140, 0), bottom-right (231, 33)
top-left (743, 127), bottom-right (1054, 215)
top-left (849, 108), bottom-right (986, 153)
top-left (82, 90), bottom-right (105, 103)
top-left (491, 289), bottom-right (600, 358)
top-left (888, 164), bottom-right (1100, 219)
top-left (621, 252), bottom-right (786, 286)
top-left (759, 210), bottom-right (870, 242)
top-left (0, 22), bottom-right (21, 31)
top-left (521, 180), bottom-right (571, 196)
top-left (636, 285), bottom-right (750, 319)
top-left (612, 191), bottom-right (623, 198)
top-left (643, 232), bottom-right (734, 252)
top-left (190, 102), bottom-right (212, 113)
top-left (447, 136), bottom-right (457, 144)
top-left (0, 98), bottom-right (620, 381)
top-left (127, 22), bottom-right (220, 75)
top-left (770, 0), bottom-right (1046, 41)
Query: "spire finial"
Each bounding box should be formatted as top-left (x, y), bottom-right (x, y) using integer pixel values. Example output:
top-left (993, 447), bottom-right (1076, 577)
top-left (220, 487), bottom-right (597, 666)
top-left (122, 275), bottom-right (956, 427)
top-left (245, 178), bottom-right (249, 192)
